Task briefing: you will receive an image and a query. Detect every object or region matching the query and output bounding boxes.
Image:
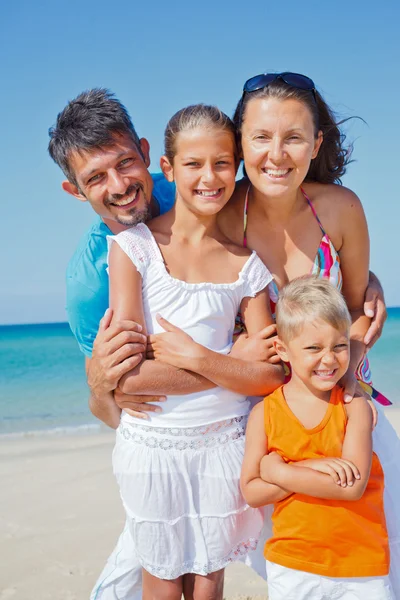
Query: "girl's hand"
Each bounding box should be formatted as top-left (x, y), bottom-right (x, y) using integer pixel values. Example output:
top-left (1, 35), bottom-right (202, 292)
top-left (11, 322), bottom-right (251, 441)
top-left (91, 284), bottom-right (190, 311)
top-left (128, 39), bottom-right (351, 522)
top-left (146, 315), bottom-right (201, 369)
top-left (293, 458), bottom-right (360, 487)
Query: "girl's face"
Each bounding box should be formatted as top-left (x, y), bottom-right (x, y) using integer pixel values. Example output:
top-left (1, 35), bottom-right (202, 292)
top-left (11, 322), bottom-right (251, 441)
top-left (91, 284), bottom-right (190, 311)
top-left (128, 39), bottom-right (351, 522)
top-left (161, 127), bottom-right (237, 215)
top-left (241, 97), bottom-right (323, 198)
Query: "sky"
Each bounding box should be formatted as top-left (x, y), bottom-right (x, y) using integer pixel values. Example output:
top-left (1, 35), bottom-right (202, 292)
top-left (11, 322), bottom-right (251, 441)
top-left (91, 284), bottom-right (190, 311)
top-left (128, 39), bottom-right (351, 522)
top-left (1, 0), bottom-right (399, 324)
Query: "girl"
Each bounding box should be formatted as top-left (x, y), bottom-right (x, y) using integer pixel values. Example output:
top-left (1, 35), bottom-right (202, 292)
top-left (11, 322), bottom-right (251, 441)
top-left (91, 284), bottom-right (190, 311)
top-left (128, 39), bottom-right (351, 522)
top-left (107, 104), bottom-right (283, 600)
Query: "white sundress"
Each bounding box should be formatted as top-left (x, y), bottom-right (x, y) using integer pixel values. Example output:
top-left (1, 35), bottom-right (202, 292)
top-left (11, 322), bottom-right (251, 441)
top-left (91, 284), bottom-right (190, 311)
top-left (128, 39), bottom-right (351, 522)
top-left (107, 223), bottom-right (272, 580)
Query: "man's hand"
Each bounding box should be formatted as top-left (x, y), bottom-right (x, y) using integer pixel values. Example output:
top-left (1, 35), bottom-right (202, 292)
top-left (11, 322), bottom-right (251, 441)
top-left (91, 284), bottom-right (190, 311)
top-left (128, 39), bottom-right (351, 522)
top-left (230, 325), bottom-right (280, 364)
top-left (364, 271), bottom-right (387, 349)
top-left (88, 308), bottom-right (147, 398)
top-left (114, 387), bottom-right (166, 420)
top-left (146, 315), bottom-right (201, 369)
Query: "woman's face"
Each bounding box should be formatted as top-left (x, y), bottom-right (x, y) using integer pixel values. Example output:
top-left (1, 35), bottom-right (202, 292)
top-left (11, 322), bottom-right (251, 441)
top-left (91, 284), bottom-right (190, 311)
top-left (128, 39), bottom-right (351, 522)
top-left (240, 96), bottom-right (323, 198)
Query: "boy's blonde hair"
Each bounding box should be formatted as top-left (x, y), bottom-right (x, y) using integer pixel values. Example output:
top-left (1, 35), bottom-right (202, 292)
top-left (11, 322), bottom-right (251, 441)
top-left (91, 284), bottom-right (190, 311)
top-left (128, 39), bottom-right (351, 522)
top-left (276, 276), bottom-right (351, 342)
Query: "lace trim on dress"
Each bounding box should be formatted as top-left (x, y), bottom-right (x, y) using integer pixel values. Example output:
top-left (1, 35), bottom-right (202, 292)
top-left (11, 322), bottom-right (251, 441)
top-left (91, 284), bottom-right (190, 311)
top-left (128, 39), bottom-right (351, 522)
top-left (137, 537), bottom-right (259, 579)
top-left (118, 418), bottom-right (246, 451)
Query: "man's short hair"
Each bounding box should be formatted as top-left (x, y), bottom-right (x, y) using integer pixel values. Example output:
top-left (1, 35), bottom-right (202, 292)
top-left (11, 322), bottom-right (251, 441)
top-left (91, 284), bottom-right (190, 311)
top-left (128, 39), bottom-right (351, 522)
top-left (276, 275), bottom-right (351, 342)
top-left (48, 88), bottom-right (141, 186)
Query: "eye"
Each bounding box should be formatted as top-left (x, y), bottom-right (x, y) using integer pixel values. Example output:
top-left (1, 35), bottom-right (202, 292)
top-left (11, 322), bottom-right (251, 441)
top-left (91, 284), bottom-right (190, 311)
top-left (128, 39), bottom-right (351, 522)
top-left (254, 135), bottom-right (269, 141)
top-left (87, 173), bottom-right (103, 185)
top-left (184, 161), bottom-right (200, 167)
top-left (304, 345), bottom-right (320, 351)
top-left (119, 157), bottom-right (134, 168)
top-left (216, 160), bottom-right (231, 166)
top-left (287, 135), bottom-right (301, 141)
top-left (334, 343), bottom-right (349, 351)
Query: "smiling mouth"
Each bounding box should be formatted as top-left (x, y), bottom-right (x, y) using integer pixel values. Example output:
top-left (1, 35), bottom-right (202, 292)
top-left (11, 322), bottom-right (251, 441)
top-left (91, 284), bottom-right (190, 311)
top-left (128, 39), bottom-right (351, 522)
top-left (314, 369), bottom-right (337, 379)
top-left (262, 168), bottom-right (292, 178)
top-left (110, 187), bottom-right (140, 209)
top-left (194, 188), bottom-right (224, 198)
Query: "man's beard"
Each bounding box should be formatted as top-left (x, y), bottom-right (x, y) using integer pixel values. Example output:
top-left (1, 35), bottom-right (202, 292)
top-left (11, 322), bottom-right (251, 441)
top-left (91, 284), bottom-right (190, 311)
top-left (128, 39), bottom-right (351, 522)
top-left (106, 184), bottom-right (152, 227)
top-left (115, 204), bottom-right (152, 226)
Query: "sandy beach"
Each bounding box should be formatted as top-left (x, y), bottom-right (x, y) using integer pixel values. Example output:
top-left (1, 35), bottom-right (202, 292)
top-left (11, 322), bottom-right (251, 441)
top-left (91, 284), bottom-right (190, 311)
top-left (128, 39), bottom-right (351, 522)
top-left (1, 408), bottom-right (399, 600)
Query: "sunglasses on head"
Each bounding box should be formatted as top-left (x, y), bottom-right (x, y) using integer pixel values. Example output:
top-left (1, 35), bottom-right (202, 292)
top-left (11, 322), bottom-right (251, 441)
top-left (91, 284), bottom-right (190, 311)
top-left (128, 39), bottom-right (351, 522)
top-left (243, 72), bottom-right (316, 96)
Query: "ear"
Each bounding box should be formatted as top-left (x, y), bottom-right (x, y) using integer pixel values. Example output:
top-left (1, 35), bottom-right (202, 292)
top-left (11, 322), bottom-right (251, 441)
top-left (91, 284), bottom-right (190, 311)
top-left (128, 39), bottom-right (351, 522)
top-left (160, 155), bottom-right (174, 182)
top-left (139, 138), bottom-right (151, 167)
top-left (312, 130), bottom-right (323, 159)
top-left (62, 180), bottom-right (87, 203)
top-left (273, 337), bottom-right (290, 363)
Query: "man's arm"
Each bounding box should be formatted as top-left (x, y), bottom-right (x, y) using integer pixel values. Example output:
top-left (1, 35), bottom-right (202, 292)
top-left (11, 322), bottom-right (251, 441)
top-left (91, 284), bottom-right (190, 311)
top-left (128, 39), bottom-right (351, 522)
top-left (240, 403), bottom-right (291, 508)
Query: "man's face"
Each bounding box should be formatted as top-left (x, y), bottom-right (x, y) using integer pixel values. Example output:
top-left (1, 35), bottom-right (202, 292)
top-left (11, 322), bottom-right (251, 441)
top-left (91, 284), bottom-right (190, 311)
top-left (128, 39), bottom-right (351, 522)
top-left (63, 133), bottom-right (154, 230)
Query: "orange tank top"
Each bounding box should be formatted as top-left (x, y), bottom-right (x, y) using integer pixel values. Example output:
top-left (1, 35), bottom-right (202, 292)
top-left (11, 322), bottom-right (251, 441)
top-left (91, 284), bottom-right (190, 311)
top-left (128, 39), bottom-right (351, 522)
top-left (263, 385), bottom-right (389, 577)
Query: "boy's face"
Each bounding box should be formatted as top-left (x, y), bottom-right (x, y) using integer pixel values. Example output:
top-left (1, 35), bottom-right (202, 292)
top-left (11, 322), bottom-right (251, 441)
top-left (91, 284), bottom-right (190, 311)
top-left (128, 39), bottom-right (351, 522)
top-left (274, 319), bottom-right (350, 394)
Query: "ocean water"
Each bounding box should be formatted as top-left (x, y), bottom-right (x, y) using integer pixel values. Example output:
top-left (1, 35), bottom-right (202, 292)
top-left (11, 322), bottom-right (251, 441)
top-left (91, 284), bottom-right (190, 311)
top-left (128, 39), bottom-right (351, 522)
top-left (0, 310), bottom-right (399, 436)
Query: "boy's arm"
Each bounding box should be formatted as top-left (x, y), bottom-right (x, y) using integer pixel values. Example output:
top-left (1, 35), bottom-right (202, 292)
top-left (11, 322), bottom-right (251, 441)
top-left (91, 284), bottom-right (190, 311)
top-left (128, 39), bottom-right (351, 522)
top-left (262, 397), bottom-right (373, 501)
top-left (240, 403), bottom-right (291, 508)
top-left (146, 288), bottom-right (284, 396)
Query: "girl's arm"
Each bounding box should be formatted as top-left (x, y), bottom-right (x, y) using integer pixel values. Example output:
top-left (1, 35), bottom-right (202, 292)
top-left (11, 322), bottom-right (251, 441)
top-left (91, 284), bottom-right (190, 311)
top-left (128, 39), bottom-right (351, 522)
top-left (146, 287), bottom-right (284, 396)
top-left (109, 242), bottom-right (215, 396)
top-left (262, 396), bottom-right (373, 501)
top-left (240, 402), bottom-right (291, 508)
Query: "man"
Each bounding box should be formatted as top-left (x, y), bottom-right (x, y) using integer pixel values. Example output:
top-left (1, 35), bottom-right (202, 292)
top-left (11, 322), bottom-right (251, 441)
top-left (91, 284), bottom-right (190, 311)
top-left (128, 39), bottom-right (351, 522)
top-left (48, 88), bottom-right (387, 599)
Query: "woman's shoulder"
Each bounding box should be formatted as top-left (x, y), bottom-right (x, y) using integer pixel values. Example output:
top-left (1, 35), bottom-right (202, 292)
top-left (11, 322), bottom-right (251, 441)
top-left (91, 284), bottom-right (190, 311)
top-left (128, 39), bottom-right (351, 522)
top-left (302, 182), bottom-right (365, 236)
top-left (303, 182), bottom-right (362, 212)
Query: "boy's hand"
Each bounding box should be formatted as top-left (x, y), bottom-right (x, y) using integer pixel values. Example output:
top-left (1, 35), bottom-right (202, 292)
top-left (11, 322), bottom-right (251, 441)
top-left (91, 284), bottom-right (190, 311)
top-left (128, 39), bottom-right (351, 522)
top-left (294, 458), bottom-right (361, 487)
top-left (260, 452), bottom-right (286, 483)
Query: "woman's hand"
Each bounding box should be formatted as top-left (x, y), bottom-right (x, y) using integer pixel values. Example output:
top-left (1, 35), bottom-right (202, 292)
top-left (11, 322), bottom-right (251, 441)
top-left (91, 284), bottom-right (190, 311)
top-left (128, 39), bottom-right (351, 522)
top-left (146, 315), bottom-right (201, 369)
top-left (339, 372), bottom-right (378, 427)
top-left (363, 271), bottom-right (387, 350)
top-left (231, 325), bottom-right (280, 364)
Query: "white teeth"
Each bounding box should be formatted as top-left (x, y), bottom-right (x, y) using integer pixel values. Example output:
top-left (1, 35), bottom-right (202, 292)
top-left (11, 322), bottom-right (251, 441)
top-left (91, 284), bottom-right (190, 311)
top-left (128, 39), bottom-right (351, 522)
top-left (265, 169), bottom-right (290, 176)
top-left (114, 193), bottom-right (137, 207)
top-left (196, 189), bottom-right (220, 197)
top-left (315, 370), bottom-right (335, 375)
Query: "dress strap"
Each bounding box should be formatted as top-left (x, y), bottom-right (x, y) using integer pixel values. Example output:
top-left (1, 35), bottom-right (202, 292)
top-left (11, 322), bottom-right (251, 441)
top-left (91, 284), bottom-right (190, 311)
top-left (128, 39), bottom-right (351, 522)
top-left (301, 186), bottom-right (326, 236)
top-left (243, 184), bottom-right (251, 248)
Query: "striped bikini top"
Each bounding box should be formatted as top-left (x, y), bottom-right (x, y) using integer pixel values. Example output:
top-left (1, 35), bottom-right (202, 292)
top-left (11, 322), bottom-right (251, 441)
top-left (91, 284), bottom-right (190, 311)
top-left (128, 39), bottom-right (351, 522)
top-left (242, 184), bottom-right (342, 312)
top-left (240, 184), bottom-right (389, 399)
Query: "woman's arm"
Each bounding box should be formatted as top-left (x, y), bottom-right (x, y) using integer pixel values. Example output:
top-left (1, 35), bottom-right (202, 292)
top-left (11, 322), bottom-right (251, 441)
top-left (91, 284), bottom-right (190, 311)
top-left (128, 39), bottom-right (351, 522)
top-left (336, 190), bottom-right (371, 373)
top-left (240, 402), bottom-right (291, 508)
top-left (147, 288), bottom-right (284, 396)
top-left (261, 397), bottom-right (373, 501)
top-left (109, 242), bottom-right (215, 396)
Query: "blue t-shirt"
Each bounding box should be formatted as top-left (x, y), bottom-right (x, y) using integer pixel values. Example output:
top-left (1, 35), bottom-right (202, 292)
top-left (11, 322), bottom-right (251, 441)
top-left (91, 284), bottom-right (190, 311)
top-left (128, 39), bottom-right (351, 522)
top-left (66, 173), bottom-right (175, 357)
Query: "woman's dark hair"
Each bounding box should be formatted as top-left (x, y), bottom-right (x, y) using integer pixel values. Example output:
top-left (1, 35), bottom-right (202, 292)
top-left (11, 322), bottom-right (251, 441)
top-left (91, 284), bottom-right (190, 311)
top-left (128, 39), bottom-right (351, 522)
top-left (233, 80), bottom-right (353, 184)
top-left (164, 104), bottom-right (236, 162)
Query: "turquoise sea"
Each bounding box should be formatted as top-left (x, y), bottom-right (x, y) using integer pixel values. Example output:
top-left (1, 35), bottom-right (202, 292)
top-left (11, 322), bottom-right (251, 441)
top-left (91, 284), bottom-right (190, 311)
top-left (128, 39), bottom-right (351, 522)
top-left (1, 309), bottom-right (399, 436)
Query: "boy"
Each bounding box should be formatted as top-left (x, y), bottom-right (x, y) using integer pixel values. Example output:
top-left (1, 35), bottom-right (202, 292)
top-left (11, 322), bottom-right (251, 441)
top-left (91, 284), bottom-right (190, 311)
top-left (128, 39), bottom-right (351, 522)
top-left (241, 276), bottom-right (392, 599)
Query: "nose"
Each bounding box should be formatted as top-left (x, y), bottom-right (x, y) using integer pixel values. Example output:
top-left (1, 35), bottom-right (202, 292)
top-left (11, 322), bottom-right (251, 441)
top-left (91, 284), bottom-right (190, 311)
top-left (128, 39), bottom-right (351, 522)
top-left (321, 351), bottom-right (336, 366)
top-left (107, 168), bottom-right (129, 195)
top-left (268, 137), bottom-right (285, 164)
top-left (200, 163), bottom-right (217, 184)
